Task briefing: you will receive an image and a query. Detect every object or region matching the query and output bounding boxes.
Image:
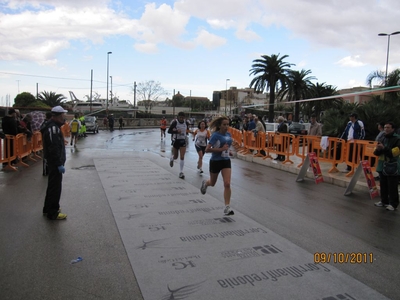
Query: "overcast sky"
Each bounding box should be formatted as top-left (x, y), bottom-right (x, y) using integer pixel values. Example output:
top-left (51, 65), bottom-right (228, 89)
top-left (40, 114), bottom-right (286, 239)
top-left (1, 0), bottom-right (399, 105)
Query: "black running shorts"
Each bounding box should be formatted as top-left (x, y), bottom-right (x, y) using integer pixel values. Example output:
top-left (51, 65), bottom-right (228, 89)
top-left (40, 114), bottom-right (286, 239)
top-left (209, 159), bottom-right (231, 174)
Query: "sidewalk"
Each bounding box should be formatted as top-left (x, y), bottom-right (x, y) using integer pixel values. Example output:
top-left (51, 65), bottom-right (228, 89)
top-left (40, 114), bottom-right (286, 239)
top-left (236, 151), bottom-right (374, 194)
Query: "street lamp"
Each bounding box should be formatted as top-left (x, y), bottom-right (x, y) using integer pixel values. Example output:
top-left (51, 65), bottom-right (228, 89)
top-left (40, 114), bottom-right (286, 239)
top-left (378, 31), bottom-right (400, 84)
top-left (225, 79), bottom-right (230, 115)
top-left (106, 51), bottom-right (112, 112)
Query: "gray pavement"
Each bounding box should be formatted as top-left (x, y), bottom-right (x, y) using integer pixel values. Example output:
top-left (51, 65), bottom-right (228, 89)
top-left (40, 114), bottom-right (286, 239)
top-left (1, 128), bottom-right (399, 300)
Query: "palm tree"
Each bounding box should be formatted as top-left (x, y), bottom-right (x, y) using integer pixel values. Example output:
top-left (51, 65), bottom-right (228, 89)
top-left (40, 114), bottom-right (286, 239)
top-left (38, 91), bottom-right (67, 107)
top-left (278, 69), bottom-right (316, 122)
top-left (366, 68), bottom-right (400, 102)
top-left (307, 82), bottom-right (341, 120)
top-left (249, 54), bottom-right (294, 122)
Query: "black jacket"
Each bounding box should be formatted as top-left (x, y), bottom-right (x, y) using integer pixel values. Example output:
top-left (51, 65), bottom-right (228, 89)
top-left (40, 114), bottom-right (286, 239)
top-left (42, 120), bottom-right (66, 166)
top-left (1, 115), bottom-right (18, 136)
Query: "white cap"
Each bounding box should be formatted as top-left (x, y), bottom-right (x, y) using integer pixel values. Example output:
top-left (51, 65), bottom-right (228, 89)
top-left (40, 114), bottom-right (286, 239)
top-left (51, 106), bottom-right (68, 113)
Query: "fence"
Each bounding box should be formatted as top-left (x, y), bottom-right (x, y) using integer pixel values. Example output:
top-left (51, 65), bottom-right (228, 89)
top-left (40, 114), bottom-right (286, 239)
top-left (228, 128), bottom-right (378, 175)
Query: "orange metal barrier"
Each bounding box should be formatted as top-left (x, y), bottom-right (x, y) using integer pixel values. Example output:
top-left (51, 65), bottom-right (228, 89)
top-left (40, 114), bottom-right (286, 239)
top-left (31, 131), bottom-right (43, 160)
top-left (263, 132), bottom-right (295, 164)
top-left (0, 135), bottom-right (18, 171)
top-left (295, 135), bottom-right (345, 173)
top-left (238, 131), bottom-right (252, 155)
top-left (228, 128), bottom-right (243, 151)
top-left (343, 140), bottom-right (378, 177)
top-left (15, 133), bottom-right (36, 167)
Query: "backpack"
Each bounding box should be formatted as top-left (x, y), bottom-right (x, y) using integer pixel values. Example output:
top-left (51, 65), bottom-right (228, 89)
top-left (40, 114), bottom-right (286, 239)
top-left (70, 119), bottom-right (79, 133)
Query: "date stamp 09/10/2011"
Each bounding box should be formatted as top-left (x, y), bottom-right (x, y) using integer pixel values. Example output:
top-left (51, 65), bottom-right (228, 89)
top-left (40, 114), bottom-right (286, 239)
top-left (314, 252), bottom-right (374, 264)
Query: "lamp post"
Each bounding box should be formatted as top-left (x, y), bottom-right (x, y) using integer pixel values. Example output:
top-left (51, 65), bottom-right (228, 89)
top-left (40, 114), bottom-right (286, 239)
top-left (378, 31), bottom-right (400, 84)
top-left (106, 51), bottom-right (112, 112)
top-left (225, 79), bottom-right (230, 115)
top-left (110, 75), bottom-right (113, 104)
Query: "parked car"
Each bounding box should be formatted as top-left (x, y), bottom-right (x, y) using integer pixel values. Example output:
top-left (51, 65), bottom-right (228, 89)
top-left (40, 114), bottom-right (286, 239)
top-left (84, 116), bottom-right (99, 133)
top-left (289, 122), bottom-right (308, 135)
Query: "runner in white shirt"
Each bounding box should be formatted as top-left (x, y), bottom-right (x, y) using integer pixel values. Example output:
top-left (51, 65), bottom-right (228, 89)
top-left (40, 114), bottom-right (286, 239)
top-left (192, 120), bottom-right (210, 174)
top-left (168, 111), bottom-right (191, 179)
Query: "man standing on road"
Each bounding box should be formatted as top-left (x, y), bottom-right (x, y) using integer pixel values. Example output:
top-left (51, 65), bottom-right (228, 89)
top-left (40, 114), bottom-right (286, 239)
top-left (373, 122), bottom-right (400, 211)
top-left (340, 112), bottom-right (365, 172)
top-left (308, 114), bottom-right (322, 136)
top-left (160, 116), bottom-right (167, 140)
top-left (42, 106), bottom-right (68, 220)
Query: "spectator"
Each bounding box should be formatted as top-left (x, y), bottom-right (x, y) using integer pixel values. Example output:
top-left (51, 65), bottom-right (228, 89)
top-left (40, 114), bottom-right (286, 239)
top-left (308, 114), bottom-right (322, 136)
top-left (108, 114), bottom-right (115, 132)
top-left (375, 122), bottom-right (385, 143)
top-left (103, 116), bottom-right (109, 130)
top-left (373, 122), bottom-right (400, 211)
top-left (42, 106), bottom-right (68, 220)
top-left (340, 112), bottom-right (365, 172)
top-left (247, 114), bottom-right (256, 131)
top-left (373, 122), bottom-right (385, 180)
top-left (254, 115), bottom-right (265, 133)
top-left (1, 108), bottom-right (18, 166)
top-left (119, 116), bottom-right (124, 130)
top-left (274, 116), bottom-right (288, 161)
top-left (242, 116), bottom-right (249, 131)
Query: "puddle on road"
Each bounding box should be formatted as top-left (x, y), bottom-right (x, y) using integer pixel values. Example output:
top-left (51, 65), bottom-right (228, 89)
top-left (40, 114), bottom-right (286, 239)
top-left (71, 165), bottom-right (96, 170)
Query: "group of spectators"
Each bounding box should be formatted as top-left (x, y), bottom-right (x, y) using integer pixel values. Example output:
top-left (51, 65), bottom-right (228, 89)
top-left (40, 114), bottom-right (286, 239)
top-left (1, 108), bottom-right (35, 166)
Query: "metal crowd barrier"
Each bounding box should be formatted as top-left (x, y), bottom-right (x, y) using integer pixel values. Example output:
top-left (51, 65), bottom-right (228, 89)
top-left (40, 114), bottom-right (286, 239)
top-left (1, 131), bottom-right (44, 171)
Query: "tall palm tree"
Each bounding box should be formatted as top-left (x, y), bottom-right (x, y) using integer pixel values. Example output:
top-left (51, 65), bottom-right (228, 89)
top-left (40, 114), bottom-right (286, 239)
top-left (278, 69), bottom-right (316, 122)
top-left (38, 91), bottom-right (67, 107)
top-left (249, 54), bottom-right (294, 122)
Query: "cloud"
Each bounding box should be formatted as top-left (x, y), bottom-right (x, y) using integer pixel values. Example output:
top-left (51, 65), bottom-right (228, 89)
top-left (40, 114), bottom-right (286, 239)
top-left (336, 55), bottom-right (366, 68)
top-left (194, 29), bottom-right (226, 49)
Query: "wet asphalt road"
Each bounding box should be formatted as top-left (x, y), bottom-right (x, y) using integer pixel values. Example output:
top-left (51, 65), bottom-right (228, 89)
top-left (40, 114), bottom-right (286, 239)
top-left (1, 128), bottom-right (399, 299)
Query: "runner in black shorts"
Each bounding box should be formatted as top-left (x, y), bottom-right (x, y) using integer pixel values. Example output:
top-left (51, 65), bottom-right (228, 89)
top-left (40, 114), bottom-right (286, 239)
top-left (200, 116), bottom-right (234, 215)
top-left (168, 112), bottom-right (191, 179)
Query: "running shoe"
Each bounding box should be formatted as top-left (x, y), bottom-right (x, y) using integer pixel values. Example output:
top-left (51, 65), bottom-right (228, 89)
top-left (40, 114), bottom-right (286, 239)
top-left (224, 206), bottom-right (234, 216)
top-left (179, 172), bottom-right (185, 179)
top-left (200, 180), bottom-right (207, 194)
top-left (199, 169), bottom-right (203, 174)
top-left (170, 159), bottom-right (174, 167)
top-left (374, 201), bottom-right (388, 207)
top-left (386, 205), bottom-right (396, 211)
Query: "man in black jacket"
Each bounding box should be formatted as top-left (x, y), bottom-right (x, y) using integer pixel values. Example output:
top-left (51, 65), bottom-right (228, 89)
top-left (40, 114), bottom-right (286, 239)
top-left (1, 108), bottom-right (18, 166)
top-left (42, 106), bottom-right (68, 220)
top-left (373, 122), bottom-right (400, 211)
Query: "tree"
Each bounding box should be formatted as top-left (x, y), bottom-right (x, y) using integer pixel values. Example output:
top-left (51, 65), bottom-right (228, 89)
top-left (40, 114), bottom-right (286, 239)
top-left (278, 69), bottom-right (316, 122)
top-left (307, 82), bottom-right (341, 120)
top-left (367, 68), bottom-right (400, 102)
top-left (172, 92), bottom-right (185, 107)
top-left (38, 91), bottom-right (67, 107)
top-left (134, 80), bottom-right (168, 102)
top-left (249, 54), bottom-right (295, 122)
top-left (14, 92), bottom-right (37, 107)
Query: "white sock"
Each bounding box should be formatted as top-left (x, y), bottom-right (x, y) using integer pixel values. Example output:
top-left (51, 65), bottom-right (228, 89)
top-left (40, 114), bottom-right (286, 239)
top-left (170, 155), bottom-right (174, 161)
top-left (180, 160), bottom-right (184, 172)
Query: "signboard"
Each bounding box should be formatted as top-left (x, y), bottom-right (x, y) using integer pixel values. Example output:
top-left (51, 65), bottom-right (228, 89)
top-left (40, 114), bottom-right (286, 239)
top-left (361, 160), bottom-right (379, 199)
top-left (309, 152), bottom-right (324, 184)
